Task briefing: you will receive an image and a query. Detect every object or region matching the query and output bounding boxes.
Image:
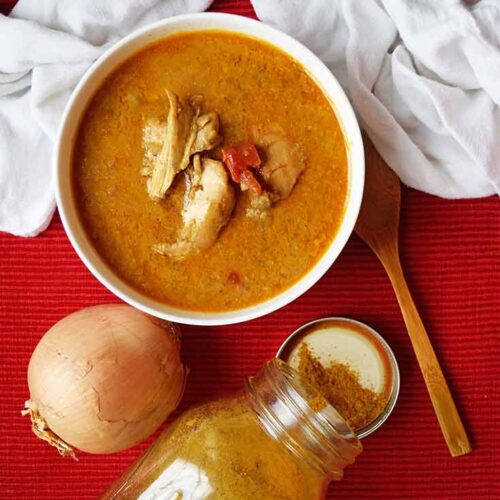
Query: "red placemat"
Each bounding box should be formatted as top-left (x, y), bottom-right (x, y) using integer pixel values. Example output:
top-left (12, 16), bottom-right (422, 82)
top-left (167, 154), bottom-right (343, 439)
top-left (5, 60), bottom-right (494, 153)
top-left (1, 1), bottom-right (499, 498)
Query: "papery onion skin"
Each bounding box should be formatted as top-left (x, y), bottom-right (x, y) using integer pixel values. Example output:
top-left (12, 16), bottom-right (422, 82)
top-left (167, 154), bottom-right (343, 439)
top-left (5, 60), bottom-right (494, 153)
top-left (25, 304), bottom-right (186, 455)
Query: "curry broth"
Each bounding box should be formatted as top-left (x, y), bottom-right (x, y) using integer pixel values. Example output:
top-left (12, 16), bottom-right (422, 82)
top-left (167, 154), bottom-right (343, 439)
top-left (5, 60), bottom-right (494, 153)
top-left (73, 31), bottom-right (348, 311)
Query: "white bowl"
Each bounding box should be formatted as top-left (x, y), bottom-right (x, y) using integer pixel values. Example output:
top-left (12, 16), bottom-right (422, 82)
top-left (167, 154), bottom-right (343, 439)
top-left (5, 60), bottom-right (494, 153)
top-left (55, 13), bottom-right (364, 326)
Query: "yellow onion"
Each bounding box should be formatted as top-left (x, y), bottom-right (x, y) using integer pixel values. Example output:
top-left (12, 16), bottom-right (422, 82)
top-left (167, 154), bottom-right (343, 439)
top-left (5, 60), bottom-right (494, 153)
top-left (23, 304), bottom-right (186, 457)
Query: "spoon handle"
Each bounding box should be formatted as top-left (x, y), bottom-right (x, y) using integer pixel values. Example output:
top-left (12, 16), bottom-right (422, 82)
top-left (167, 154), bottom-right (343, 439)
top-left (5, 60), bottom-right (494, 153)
top-left (380, 242), bottom-right (472, 457)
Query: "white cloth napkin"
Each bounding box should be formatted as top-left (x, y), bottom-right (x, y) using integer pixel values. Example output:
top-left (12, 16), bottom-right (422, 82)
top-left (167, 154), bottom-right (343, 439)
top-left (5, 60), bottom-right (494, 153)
top-left (252, 0), bottom-right (500, 199)
top-left (1, 0), bottom-right (499, 237)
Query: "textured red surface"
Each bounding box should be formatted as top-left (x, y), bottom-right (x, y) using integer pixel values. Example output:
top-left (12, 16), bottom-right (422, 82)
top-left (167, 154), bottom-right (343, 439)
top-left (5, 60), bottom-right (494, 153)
top-left (1, 0), bottom-right (500, 498)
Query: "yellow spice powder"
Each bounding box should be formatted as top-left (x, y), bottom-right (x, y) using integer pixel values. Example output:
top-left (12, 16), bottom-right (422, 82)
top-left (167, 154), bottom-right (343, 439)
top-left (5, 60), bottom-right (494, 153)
top-left (298, 343), bottom-right (388, 431)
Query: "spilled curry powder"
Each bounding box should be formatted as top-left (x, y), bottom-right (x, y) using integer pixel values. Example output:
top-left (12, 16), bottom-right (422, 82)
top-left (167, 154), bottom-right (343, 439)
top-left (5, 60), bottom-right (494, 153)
top-left (298, 344), bottom-right (388, 430)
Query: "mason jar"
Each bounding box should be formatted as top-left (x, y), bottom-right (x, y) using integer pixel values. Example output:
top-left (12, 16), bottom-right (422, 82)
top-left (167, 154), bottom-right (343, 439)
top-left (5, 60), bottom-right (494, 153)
top-left (102, 359), bottom-right (362, 499)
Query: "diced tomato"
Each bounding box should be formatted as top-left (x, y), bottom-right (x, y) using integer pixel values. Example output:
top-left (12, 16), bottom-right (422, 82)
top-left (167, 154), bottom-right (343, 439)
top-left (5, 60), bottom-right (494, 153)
top-left (240, 169), bottom-right (262, 196)
top-left (222, 148), bottom-right (246, 182)
top-left (222, 143), bottom-right (261, 183)
top-left (227, 271), bottom-right (241, 284)
top-left (233, 143), bottom-right (261, 168)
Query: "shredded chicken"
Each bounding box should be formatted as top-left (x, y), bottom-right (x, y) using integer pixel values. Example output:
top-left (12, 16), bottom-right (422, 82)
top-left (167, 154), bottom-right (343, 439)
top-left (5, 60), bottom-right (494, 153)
top-left (245, 191), bottom-right (278, 220)
top-left (147, 90), bottom-right (194, 199)
top-left (192, 112), bottom-right (221, 153)
top-left (254, 125), bottom-right (305, 200)
top-left (141, 118), bottom-right (164, 177)
top-left (143, 90), bottom-right (221, 200)
top-left (154, 156), bottom-right (235, 260)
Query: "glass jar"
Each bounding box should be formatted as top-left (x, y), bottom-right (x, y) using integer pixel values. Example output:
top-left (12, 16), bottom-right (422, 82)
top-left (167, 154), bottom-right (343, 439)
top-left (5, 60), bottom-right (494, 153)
top-left (102, 359), bottom-right (362, 499)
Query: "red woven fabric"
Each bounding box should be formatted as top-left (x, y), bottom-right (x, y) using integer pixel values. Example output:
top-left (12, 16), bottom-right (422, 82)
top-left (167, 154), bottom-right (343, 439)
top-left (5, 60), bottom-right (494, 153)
top-left (1, 0), bottom-right (499, 498)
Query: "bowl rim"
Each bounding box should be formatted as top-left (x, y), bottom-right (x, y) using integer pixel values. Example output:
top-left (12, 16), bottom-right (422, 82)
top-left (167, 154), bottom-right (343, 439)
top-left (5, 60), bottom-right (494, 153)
top-left (54, 12), bottom-right (365, 326)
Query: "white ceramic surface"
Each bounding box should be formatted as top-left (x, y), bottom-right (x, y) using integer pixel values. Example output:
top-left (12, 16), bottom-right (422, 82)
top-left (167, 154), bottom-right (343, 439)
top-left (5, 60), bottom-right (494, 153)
top-left (54, 13), bottom-right (364, 326)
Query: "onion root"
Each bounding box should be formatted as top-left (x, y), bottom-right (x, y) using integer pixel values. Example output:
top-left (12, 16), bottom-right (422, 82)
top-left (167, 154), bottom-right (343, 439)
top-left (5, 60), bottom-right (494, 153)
top-left (22, 400), bottom-right (77, 460)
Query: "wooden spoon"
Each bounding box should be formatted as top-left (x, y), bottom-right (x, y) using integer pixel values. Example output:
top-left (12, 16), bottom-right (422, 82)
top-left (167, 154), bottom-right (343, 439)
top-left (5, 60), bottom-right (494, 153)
top-left (355, 136), bottom-right (471, 457)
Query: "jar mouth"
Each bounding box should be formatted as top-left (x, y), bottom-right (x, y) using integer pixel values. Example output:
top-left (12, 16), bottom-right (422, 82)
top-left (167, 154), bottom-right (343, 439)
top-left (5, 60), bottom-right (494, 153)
top-left (245, 359), bottom-right (362, 480)
top-left (270, 360), bottom-right (357, 438)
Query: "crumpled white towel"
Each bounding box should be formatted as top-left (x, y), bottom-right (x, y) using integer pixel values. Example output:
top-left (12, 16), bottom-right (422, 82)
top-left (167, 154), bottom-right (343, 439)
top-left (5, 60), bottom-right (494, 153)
top-left (0, 0), bottom-right (211, 237)
top-left (252, 0), bottom-right (500, 200)
top-left (1, 0), bottom-right (499, 237)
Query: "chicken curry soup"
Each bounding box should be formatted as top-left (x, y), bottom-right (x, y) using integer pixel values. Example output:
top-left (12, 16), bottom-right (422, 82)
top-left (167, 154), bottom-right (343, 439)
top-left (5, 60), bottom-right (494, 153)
top-left (73, 31), bottom-right (349, 311)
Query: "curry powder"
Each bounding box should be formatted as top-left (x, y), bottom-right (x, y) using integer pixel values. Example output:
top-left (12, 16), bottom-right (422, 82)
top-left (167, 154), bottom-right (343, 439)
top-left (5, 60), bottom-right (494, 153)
top-left (298, 343), bottom-right (388, 431)
top-left (101, 397), bottom-right (326, 499)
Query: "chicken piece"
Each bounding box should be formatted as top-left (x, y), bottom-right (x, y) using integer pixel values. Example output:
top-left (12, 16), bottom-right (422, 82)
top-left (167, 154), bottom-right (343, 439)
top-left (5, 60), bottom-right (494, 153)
top-left (144, 91), bottom-right (221, 200)
top-left (192, 112), bottom-right (221, 153)
top-left (179, 111), bottom-right (221, 171)
top-left (148, 90), bottom-right (195, 199)
top-left (185, 151), bottom-right (204, 195)
top-left (142, 112), bottom-right (221, 178)
top-left (154, 156), bottom-right (235, 260)
top-left (141, 118), bottom-right (165, 177)
top-left (255, 125), bottom-right (305, 200)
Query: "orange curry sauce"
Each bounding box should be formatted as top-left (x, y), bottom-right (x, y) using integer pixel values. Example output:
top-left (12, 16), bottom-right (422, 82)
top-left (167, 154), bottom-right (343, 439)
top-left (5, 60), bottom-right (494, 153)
top-left (73, 31), bottom-right (348, 311)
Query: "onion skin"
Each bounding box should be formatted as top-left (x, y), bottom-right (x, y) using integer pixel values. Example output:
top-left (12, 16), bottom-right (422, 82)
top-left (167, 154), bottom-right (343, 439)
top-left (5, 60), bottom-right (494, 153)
top-left (25, 304), bottom-right (186, 455)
